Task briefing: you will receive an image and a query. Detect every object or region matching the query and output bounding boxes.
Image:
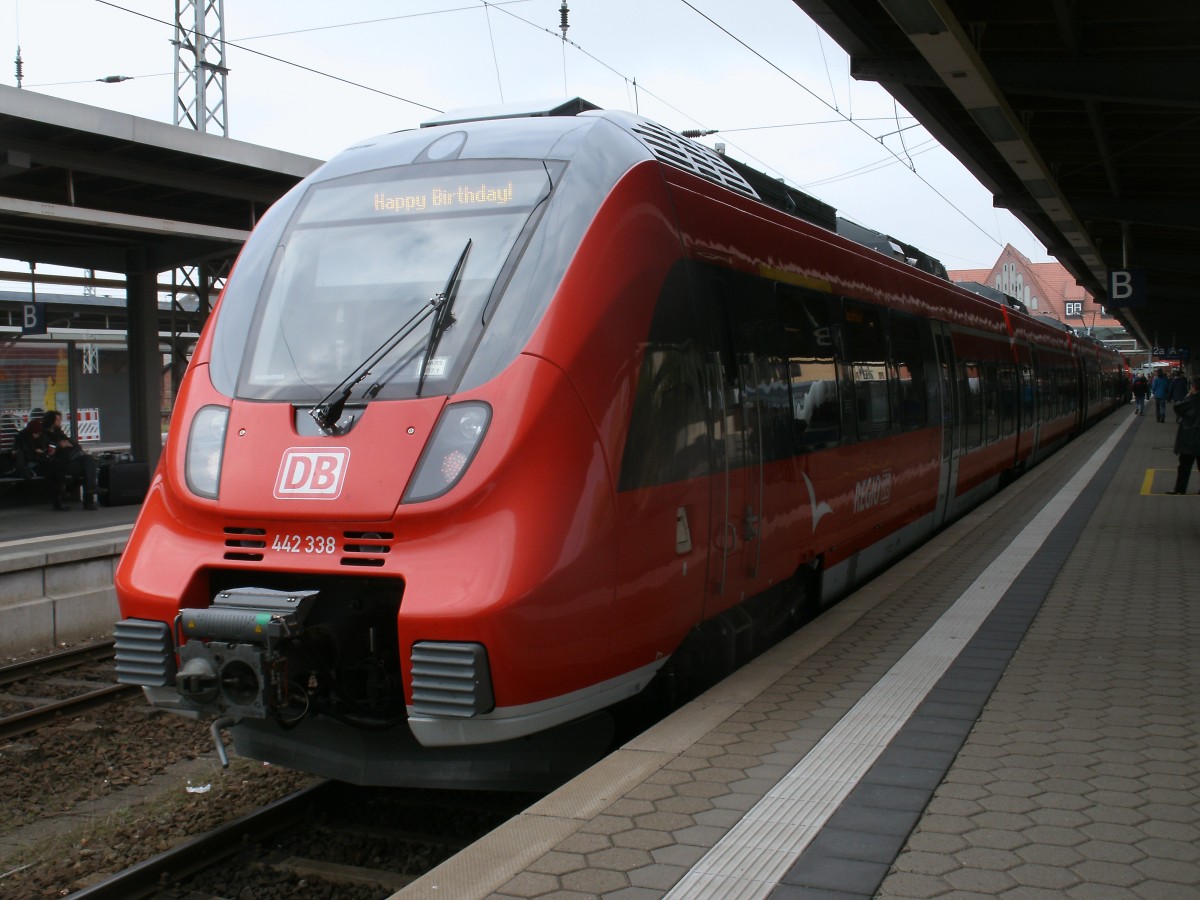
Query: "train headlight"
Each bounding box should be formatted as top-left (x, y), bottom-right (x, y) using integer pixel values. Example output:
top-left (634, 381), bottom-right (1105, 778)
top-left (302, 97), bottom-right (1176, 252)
top-left (404, 401), bottom-right (491, 503)
top-left (185, 405), bottom-right (229, 499)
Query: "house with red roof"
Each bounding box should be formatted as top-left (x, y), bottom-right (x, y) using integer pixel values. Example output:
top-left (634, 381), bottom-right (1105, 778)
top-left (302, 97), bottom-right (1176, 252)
top-left (949, 244), bottom-right (1123, 336)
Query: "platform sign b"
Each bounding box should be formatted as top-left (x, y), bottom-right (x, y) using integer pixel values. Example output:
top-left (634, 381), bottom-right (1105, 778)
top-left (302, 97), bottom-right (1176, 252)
top-left (21, 302), bottom-right (46, 334)
top-left (1107, 268), bottom-right (1146, 308)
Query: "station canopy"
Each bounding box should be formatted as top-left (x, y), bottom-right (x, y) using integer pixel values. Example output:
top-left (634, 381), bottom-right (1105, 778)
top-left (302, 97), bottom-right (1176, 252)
top-left (793, 0), bottom-right (1200, 352)
top-left (0, 84), bottom-right (319, 312)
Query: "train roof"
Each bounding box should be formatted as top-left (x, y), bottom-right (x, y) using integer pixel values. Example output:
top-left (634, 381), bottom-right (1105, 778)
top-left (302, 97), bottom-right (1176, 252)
top-left (954, 281), bottom-right (1028, 313)
top-left (834, 218), bottom-right (948, 280)
top-left (321, 98), bottom-right (952, 286)
top-left (1034, 315), bottom-right (1074, 333)
top-left (419, 97), bottom-right (601, 128)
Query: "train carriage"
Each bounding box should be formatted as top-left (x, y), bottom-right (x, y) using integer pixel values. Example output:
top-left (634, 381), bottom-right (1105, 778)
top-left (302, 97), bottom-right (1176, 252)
top-left (113, 103), bottom-right (1123, 788)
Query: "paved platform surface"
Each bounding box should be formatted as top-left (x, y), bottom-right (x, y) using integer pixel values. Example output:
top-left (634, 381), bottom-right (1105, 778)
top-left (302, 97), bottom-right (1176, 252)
top-left (398, 406), bottom-right (1198, 899)
top-left (0, 490), bottom-right (139, 546)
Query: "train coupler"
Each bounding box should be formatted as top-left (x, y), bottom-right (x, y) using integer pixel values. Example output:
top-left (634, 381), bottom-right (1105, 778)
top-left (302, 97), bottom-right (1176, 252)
top-left (174, 587), bottom-right (320, 719)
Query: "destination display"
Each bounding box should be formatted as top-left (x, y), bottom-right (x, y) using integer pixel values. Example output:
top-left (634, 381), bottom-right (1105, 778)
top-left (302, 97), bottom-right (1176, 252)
top-left (298, 165), bottom-right (548, 225)
top-left (374, 181), bottom-right (516, 213)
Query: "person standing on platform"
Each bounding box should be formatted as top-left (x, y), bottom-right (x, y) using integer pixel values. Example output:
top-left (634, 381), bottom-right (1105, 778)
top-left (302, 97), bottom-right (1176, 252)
top-left (1166, 376), bottom-right (1200, 495)
top-left (1150, 369), bottom-right (1171, 422)
top-left (1169, 369), bottom-right (1188, 403)
top-left (1132, 374), bottom-right (1149, 415)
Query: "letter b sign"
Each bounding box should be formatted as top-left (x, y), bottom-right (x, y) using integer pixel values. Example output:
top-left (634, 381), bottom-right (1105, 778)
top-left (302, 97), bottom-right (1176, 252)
top-left (21, 303), bottom-right (46, 335)
top-left (1107, 269), bottom-right (1145, 307)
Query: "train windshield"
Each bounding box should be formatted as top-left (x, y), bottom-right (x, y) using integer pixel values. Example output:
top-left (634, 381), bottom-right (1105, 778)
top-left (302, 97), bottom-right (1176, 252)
top-left (237, 160), bottom-right (553, 402)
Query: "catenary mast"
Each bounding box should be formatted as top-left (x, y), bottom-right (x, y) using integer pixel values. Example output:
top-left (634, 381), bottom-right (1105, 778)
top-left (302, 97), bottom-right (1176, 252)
top-left (173, 0), bottom-right (228, 136)
top-left (170, 0), bottom-right (230, 401)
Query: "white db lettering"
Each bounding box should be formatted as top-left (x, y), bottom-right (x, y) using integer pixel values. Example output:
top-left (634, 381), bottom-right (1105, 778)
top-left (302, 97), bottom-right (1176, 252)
top-left (274, 448), bottom-right (349, 499)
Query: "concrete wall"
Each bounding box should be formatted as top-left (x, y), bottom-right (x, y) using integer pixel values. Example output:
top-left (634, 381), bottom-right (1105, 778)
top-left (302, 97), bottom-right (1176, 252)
top-left (0, 538), bottom-right (126, 656)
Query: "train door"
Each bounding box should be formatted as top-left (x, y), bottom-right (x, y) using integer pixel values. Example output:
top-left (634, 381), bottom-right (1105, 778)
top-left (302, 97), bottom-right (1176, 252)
top-left (704, 350), bottom-right (757, 607)
top-left (1027, 345), bottom-right (1044, 455)
top-left (737, 354), bottom-right (765, 580)
top-left (702, 276), bottom-right (784, 613)
top-left (1019, 346), bottom-right (1038, 456)
top-left (932, 321), bottom-right (959, 525)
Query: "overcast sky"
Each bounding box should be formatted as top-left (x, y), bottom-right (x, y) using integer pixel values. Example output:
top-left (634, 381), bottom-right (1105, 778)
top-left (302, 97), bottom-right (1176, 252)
top-left (4, 0), bottom-right (1052, 274)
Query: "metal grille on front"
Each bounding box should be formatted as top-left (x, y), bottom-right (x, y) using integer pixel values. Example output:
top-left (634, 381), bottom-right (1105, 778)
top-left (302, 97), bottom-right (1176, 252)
top-left (113, 618), bottom-right (176, 687)
top-left (631, 120), bottom-right (758, 200)
top-left (410, 641), bottom-right (495, 718)
top-left (223, 526), bottom-right (266, 561)
top-left (341, 531), bottom-right (393, 568)
top-left (221, 527), bottom-right (394, 567)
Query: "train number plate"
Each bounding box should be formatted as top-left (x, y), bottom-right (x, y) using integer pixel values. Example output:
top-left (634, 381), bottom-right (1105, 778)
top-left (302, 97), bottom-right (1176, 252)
top-left (271, 533), bottom-right (337, 555)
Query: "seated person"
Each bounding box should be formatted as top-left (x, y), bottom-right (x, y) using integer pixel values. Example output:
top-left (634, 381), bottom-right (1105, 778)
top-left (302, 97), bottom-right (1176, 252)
top-left (40, 410), bottom-right (98, 511)
top-left (13, 416), bottom-right (46, 478)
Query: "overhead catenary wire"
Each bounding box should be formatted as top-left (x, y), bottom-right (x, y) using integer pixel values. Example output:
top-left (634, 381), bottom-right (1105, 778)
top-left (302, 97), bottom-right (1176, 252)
top-left (24, 71), bottom-right (170, 88)
top-left (673, 0), bottom-right (1001, 248)
top-left (228, 1), bottom-right (535, 43)
top-left (80, 0), bottom-right (1000, 250)
top-left (91, 0), bottom-right (444, 114)
top-left (814, 22), bottom-right (838, 112)
top-left (719, 116), bottom-right (919, 134)
top-left (34, 3), bottom-right (537, 92)
top-left (488, 0), bottom-right (1000, 249)
top-left (802, 138), bottom-right (940, 189)
top-left (482, 2), bottom-right (505, 102)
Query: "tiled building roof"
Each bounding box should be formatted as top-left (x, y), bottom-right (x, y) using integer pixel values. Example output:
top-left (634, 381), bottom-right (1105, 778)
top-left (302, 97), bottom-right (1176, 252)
top-left (948, 244), bottom-right (1120, 329)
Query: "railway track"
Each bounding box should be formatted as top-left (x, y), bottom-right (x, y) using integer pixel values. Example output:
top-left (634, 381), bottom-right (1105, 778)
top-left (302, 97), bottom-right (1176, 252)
top-left (0, 639), bottom-right (138, 739)
top-left (70, 779), bottom-right (538, 899)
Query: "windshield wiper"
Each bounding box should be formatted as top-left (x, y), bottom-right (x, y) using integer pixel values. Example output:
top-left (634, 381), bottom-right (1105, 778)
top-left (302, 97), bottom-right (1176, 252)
top-left (417, 238), bottom-right (472, 397)
top-left (309, 238), bottom-right (475, 432)
top-left (309, 302), bottom-right (438, 433)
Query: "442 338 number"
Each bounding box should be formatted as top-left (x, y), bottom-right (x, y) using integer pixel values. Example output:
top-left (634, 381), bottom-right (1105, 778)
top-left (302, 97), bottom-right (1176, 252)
top-left (272, 533), bottom-right (337, 554)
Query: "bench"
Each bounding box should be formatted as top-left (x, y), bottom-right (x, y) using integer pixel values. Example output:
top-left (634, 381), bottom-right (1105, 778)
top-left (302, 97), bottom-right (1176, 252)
top-left (0, 473), bottom-right (85, 505)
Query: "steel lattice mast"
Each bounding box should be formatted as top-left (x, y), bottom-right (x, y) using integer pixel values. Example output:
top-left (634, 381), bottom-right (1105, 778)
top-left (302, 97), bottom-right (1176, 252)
top-left (173, 0), bottom-right (228, 136)
top-left (170, 0), bottom-right (230, 405)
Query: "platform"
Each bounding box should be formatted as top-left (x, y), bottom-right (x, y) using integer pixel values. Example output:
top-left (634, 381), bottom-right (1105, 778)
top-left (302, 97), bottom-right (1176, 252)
top-left (398, 405), bottom-right (1199, 899)
top-left (0, 490), bottom-right (138, 657)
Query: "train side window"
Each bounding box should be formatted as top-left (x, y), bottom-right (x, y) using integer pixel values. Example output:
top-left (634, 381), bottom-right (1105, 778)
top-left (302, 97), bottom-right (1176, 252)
top-left (1037, 366), bottom-right (1052, 423)
top-left (999, 363), bottom-right (1016, 436)
top-left (617, 262), bottom-right (711, 491)
top-left (890, 314), bottom-right (927, 430)
top-left (727, 281), bottom-right (793, 463)
top-left (983, 361), bottom-right (1000, 443)
top-left (706, 277), bottom-right (747, 472)
top-left (843, 301), bottom-right (891, 437)
top-left (777, 285), bottom-right (840, 450)
top-left (1019, 363), bottom-right (1034, 426)
top-left (962, 361), bottom-right (983, 447)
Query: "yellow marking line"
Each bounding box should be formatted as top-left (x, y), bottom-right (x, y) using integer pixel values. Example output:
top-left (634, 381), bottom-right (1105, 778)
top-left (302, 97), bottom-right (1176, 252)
top-left (1142, 468), bottom-right (1175, 495)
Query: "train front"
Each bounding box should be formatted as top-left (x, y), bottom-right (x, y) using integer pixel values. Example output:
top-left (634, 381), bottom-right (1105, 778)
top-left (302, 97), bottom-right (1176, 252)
top-left (112, 112), bottom-right (661, 787)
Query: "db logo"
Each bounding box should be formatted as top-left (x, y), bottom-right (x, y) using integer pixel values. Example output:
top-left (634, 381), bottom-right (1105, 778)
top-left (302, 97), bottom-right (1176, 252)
top-left (274, 448), bottom-right (350, 499)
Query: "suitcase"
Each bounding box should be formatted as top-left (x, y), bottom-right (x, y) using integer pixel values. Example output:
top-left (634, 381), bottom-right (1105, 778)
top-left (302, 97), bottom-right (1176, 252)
top-left (99, 461), bottom-right (150, 506)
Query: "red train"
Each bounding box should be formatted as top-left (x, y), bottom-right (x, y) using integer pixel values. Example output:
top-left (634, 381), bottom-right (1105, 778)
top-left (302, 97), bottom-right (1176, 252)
top-left (114, 103), bottom-right (1125, 788)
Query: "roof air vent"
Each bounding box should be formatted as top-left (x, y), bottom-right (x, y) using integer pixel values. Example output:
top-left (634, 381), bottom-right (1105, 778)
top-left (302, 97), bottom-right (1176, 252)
top-left (630, 120), bottom-right (758, 201)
